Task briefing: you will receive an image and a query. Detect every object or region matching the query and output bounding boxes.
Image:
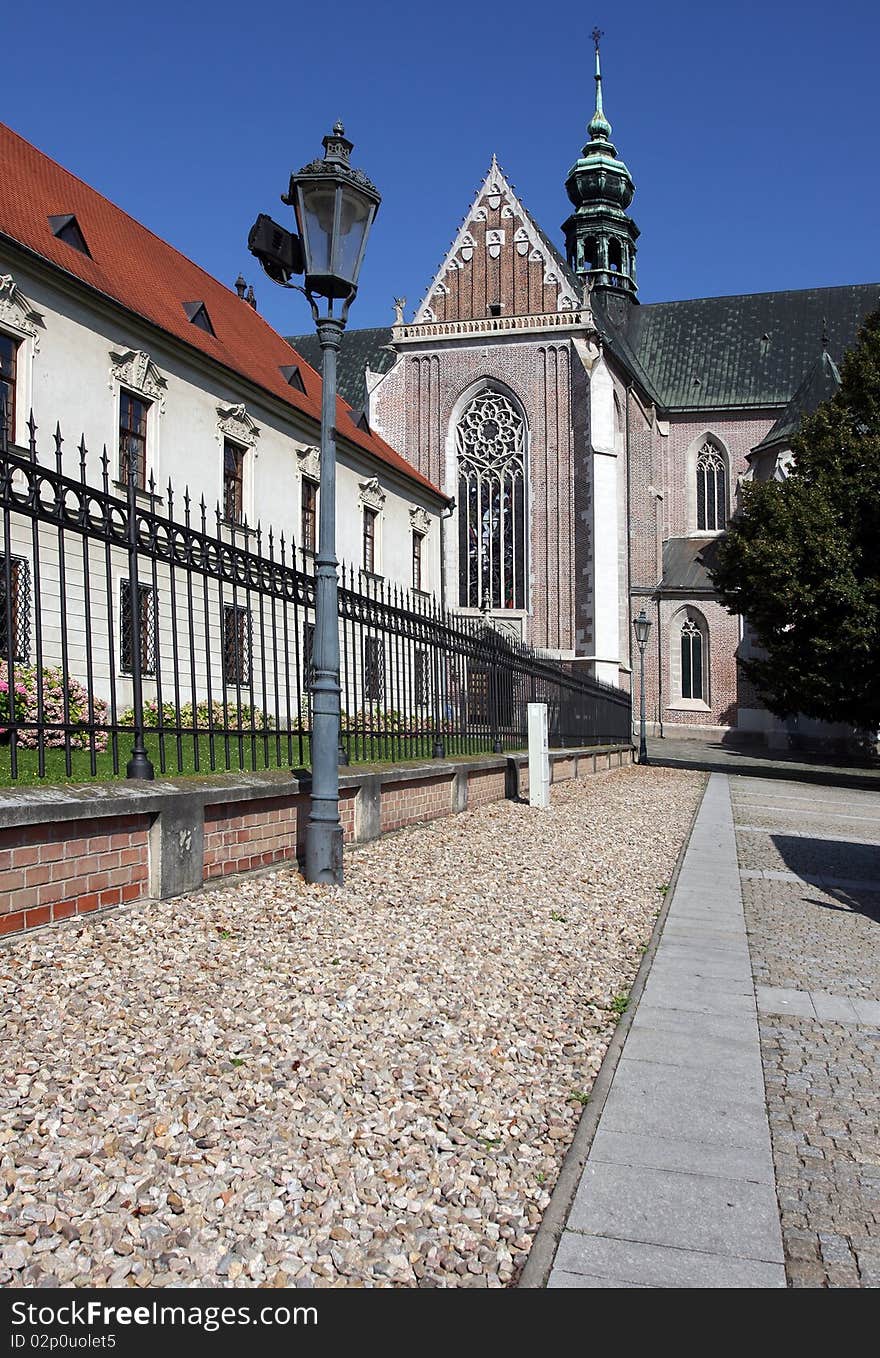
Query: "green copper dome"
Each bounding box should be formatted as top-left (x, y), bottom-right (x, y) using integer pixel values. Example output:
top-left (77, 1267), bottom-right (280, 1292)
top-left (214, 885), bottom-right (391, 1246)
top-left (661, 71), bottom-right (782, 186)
top-left (562, 34), bottom-right (639, 301)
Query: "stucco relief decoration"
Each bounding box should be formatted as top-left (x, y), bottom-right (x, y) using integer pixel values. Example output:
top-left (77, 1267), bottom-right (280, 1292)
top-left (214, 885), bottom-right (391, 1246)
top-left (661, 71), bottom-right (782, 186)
top-left (501, 204), bottom-right (514, 218)
top-left (460, 233), bottom-right (475, 264)
top-left (216, 403), bottom-right (260, 448)
top-left (457, 390), bottom-right (526, 612)
top-left (514, 228), bottom-right (530, 257)
top-left (358, 477), bottom-right (386, 512)
top-left (109, 350), bottom-right (167, 408)
top-left (296, 444), bottom-right (320, 482)
top-left (409, 505), bottom-right (430, 536)
top-left (0, 275), bottom-right (44, 350)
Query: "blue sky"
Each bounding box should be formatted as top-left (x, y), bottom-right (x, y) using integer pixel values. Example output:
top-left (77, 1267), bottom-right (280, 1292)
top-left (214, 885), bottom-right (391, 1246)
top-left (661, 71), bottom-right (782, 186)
top-left (4, 0), bottom-right (879, 335)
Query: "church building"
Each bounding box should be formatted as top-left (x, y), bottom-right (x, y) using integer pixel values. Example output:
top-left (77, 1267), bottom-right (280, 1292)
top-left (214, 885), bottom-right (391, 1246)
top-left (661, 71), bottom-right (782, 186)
top-left (292, 37), bottom-right (878, 746)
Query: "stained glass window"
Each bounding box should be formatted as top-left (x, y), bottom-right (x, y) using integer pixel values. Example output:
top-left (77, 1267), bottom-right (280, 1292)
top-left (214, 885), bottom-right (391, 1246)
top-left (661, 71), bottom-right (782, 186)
top-left (457, 390), bottom-right (526, 610)
top-left (696, 442), bottom-right (727, 531)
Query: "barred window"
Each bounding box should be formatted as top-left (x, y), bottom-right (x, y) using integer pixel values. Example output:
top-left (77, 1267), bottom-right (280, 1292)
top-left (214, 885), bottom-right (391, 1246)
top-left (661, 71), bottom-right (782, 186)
top-left (0, 332), bottom-right (19, 447)
top-left (457, 389), bottom-right (527, 610)
top-left (363, 636), bottom-right (384, 703)
top-left (0, 556), bottom-right (30, 662)
top-left (303, 620), bottom-right (315, 689)
top-left (223, 440), bottom-right (245, 524)
top-left (696, 442), bottom-right (727, 531)
top-left (414, 649), bottom-right (429, 706)
top-left (119, 390), bottom-right (150, 489)
top-left (120, 581), bottom-right (155, 675)
top-left (680, 618), bottom-right (704, 700)
top-left (223, 604), bottom-right (251, 685)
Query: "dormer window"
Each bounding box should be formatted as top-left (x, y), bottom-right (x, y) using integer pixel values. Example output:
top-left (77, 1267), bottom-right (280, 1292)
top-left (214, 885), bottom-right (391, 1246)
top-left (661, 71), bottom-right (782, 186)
top-left (183, 301), bottom-right (215, 335)
top-left (279, 364), bottom-right (307, 392)
top-left (48, 214), bottom-right (91, 256)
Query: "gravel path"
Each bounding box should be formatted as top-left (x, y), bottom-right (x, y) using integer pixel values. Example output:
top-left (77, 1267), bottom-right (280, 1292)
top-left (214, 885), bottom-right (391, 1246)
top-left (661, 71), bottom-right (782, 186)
top-left (1, 765), bottom-right (702, 1289)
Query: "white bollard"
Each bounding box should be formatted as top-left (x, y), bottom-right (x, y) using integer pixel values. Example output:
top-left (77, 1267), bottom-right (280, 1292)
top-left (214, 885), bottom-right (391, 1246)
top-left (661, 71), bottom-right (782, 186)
top-left (527, 702), bottom-right (550, 809)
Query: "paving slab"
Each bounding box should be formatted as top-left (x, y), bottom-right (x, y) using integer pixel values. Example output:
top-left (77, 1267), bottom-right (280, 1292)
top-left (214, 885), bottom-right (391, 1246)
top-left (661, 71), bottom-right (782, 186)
top-left (547, 772), bottom-right (785, 1289)
top-left (553, 1232), bottom-right (785, 1289)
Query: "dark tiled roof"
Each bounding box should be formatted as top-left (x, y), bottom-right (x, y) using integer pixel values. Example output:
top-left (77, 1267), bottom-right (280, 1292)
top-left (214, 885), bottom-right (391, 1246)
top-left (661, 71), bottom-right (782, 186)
top-left (751, 349), bottom-right (841, 453)
top-left (595, 283), bottom-right (880, 411)
top-left (658, 536), bottom-right (725, 593)
top-left (287, 326), bottom-right (396, 409)
top-left (0, 122), bottom-right (443, 501)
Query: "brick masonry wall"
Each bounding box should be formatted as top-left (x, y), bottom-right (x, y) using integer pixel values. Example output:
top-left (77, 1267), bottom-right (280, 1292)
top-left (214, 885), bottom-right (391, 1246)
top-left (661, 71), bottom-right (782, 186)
top-left (203, 791), bottom-right (357, 879)
top-left (381, 776), bottom-right (453, 833)
top-left (467, 768), bottom-right (507, 807)
top-left (0, 814), bottom-right (150, 935)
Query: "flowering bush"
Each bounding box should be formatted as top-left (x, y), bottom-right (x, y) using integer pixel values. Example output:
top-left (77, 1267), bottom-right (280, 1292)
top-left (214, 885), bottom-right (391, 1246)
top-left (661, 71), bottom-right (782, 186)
top-left (0, 663), bottom-right (109, 750)
top-left (119, 697), bottom-right (274, 732)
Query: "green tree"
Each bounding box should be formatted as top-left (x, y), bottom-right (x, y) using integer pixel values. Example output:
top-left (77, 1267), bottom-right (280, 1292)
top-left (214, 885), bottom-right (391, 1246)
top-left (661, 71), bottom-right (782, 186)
top-left (710, 307), bottom-right (880, 733)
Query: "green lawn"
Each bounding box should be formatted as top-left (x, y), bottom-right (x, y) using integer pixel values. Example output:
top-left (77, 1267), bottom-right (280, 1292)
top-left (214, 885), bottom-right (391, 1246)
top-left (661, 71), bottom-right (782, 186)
top-left (0, 731), bottom-right (501, 786)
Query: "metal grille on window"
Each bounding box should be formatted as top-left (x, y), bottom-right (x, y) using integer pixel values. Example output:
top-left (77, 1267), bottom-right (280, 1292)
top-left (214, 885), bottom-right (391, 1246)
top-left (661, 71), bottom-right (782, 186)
top-left (0, 556), bottom-right (30, 662)
top-left (303, 621), bottom-right (315, 689)
top-left (223, 604), bottom-right (251, 685)
top-left (223, 440), bottom-right (245, 524)
top-left (120, 581), bottom-right (155, 675)
top-left (457, 389), bottom-right (526, 609)
top-left (414, 649), bottom-right (429, 705)
top-left (363, 635), bottom-right (384, 703)
top-left (680, 618), bottom-right (703, 700)
top-left (696, 443), bottom-right (727, 531)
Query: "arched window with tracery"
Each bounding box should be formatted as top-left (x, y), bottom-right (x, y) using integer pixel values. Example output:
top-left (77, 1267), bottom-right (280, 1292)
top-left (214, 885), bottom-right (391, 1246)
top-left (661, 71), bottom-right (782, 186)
top-left (680, 617), bottom-right (704, 700)
top-left (457, 389), bottom-right (527, 610)
top-left (696, 441), bottom-right (728, 531)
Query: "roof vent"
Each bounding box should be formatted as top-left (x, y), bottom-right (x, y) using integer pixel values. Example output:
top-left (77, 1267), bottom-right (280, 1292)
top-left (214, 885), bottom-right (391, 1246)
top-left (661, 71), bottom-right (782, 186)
top-left (183, 301), bottom-right (215, 335)
top-left (48, 214), bottom-right (91, 256)
top-left (279, 364), bottom-right (306, 392)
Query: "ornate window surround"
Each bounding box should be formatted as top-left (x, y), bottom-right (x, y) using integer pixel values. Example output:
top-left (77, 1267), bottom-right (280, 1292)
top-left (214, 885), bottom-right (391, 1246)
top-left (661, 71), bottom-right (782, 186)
top-left (0, 275), bottom-right (44, 446)
top-left (109, 349), bottom-right (167, 489)
top-left (359, 477), bottom-right (386, 577)
top-left (216, 404), bottom-right (260, 524)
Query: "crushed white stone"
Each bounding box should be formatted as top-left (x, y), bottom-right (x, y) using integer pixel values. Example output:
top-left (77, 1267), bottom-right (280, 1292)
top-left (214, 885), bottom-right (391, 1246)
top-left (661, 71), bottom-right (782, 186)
top-left (0, 765), bottom-right (702, 1288)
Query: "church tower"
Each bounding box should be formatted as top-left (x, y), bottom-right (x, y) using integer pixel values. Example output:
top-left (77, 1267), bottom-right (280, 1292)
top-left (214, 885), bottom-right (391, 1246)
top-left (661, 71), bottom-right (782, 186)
top-left (563, 32), bottom-right (639, 301)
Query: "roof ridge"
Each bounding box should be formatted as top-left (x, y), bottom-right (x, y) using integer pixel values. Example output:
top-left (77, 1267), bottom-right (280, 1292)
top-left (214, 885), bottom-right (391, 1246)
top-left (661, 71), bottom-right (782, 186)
top-left (640, 281), bottom-right (880, 309)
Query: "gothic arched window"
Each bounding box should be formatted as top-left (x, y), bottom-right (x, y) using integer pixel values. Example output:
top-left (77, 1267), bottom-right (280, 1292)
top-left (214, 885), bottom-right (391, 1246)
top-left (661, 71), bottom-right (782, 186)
top-left (680, 617), bottom-right (704, 700)
top-left (696, 442), bottom-right (727, 531)
top-left (457, 389), bottom-right (527, 610)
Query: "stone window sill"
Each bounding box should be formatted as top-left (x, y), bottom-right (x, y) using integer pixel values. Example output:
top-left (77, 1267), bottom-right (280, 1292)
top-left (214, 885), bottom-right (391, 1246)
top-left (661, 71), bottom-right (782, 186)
top-left (666, 699), bottom-right (711, 713)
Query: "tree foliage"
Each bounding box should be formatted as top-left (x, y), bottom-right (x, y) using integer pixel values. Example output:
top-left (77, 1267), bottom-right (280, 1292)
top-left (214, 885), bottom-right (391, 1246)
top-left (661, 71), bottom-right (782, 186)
top-left (710, 307), bottom-right (880, 732)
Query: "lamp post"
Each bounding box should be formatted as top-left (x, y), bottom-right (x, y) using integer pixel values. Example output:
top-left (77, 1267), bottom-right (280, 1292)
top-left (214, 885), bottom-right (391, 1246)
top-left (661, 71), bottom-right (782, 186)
top-left (249, 125), bottom-right (380, 884)
top-left (632, 606), bottom-right (652, 766)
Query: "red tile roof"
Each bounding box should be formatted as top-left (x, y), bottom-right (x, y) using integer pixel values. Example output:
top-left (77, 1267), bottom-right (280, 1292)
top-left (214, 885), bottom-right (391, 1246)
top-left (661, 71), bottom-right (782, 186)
top-left (0, 121), bottom-right (443, 501)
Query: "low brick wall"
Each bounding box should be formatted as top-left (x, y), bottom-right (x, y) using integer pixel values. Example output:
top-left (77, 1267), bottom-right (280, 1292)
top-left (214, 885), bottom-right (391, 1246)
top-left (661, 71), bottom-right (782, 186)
top-left (0, 814), bottom-right (150, 936)
top-left (0, 744), bottom-right (632, 938)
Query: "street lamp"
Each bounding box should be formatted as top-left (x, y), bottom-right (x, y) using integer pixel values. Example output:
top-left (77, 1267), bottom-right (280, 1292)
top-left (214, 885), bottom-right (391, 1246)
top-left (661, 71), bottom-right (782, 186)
top-left (249, 124), bottom-right (380, 884)
top-left (632, 606), bottom-right (652, 766)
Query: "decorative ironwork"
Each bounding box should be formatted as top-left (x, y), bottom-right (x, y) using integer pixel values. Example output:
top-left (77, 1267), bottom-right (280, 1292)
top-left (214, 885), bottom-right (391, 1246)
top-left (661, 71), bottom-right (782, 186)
top-left (0, 412), bottom-right (631, 780)
top-left (457, 390), bottom-right (527, 610)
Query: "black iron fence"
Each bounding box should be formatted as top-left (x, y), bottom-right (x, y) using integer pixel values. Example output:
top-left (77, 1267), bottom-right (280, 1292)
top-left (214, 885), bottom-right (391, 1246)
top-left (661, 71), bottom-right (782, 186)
top-left (0, 410), bottom-right (631, 782)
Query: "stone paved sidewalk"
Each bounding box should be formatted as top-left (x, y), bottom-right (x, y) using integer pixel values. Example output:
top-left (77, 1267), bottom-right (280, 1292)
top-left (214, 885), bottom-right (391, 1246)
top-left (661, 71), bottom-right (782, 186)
top-left (731, 776), bottom-right (880, 1289)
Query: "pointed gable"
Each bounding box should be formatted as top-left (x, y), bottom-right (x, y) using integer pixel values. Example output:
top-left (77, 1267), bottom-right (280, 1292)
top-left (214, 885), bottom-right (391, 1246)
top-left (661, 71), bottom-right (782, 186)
top-left (415, 157), bottom-right (582, 323)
